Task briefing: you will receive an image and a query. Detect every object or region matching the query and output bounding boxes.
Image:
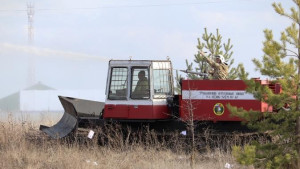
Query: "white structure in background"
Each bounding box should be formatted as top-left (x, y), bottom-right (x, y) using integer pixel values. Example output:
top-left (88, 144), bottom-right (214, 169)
top-left (20, 90), bottom-right (103, 112)
top-left (0, 82), bottom-right (104, 112)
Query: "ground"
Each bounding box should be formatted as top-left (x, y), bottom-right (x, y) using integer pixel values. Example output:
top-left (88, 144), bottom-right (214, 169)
top-left (0, 112), bottom-right (253, 169)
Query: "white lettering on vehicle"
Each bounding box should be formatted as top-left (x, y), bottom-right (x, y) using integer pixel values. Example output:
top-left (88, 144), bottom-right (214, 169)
top-left (182, 90), bottom-right (255, 100)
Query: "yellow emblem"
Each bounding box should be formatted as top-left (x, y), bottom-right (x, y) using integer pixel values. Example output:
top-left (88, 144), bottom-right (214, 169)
top-left (213, 103), bottom-right (224, 116)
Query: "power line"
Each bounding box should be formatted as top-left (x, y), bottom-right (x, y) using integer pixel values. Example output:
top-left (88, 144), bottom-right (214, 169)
top-left (0, 0), bottom-right (261, 12)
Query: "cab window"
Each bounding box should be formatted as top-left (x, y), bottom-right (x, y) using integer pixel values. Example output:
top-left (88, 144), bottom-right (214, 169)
top-left (131, 68), bottom-right (150, 99)
top-left (108, 67), bottom-right (128, 100)
top-left (153, 69), bottom-right (172, 98)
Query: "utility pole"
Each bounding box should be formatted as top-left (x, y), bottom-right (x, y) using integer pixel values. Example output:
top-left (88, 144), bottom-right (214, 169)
top-left (27, 2), bottom-right (35, 86)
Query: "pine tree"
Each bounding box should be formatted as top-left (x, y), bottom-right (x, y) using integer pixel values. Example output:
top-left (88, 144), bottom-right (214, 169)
top-left (230, 1), bottom-right (300, 168)
top-left (175, 28), bottom-right (244, 94)
top-left (188, 28), bottom-right (243, 79)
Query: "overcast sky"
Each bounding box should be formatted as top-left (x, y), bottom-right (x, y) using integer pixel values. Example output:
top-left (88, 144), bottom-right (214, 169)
top-left (0, 0), bottom-right (294, 101)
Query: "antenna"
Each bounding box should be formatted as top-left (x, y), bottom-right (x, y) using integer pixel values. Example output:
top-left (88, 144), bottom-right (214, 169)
top-left (27, 2), bottom-right (35, 86)
top-left (27, 2), bottom-right (34, 44)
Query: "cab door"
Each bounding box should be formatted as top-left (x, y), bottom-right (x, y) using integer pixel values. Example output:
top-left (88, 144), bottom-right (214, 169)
top-left (128, 67), bottom-right (153, 119)
top-left (104, 67), bottom-right (129, 119)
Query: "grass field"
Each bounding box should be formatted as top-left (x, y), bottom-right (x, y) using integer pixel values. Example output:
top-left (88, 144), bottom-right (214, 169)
top-left (0, 113), bottom-right (254, 169)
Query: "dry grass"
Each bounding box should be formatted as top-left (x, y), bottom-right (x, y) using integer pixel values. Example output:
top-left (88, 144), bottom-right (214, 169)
top-left (0, 113), bottom-right (254, 169)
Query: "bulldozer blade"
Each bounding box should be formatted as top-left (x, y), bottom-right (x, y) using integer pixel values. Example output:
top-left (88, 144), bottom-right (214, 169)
top-left (40, 96), bottom-right (105, 139)
top-left (39, 111), bottom-right (77, 139)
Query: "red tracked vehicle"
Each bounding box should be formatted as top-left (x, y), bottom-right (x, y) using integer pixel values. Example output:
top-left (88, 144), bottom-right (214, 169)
top-left (40, 60), bottom-right (280, 139)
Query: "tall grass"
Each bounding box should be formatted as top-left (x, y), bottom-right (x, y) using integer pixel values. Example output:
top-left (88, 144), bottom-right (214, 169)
top-left (0, 113), bottom-right (253, 169)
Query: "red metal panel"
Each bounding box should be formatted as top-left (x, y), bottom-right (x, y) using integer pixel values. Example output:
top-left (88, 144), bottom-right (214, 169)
top-left (153, 105), bottom-right (170, 119)
top-left (104, 104), bottom-right (128, 119)
top-left (182, 80), bottom-right (247, 90)
top-left (180, 80), bottom-right (270, 122)
top-left (104, 104), bottom-right (170, 120)
top-left (128, 105), bottom-right (153, 119)
top-left (127, 105), bottom-right (170, 119)
top-left (180, 100), bottom-right (262, 122)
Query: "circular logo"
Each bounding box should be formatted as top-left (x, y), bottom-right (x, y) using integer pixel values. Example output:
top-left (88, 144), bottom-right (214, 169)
top-left (213, 103), bottom-right (224, 116)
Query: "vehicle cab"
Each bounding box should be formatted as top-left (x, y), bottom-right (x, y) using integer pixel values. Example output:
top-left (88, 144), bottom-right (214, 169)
top-left (104, 60), bottom-right (174, 120)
